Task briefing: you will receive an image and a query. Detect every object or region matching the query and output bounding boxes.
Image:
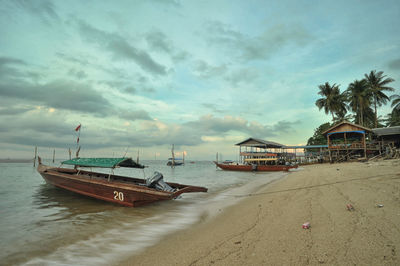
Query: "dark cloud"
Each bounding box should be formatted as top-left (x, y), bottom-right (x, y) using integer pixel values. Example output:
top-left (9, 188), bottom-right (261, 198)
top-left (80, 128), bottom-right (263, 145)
top-left (193, 60), bottom-right (228, 79)
top-left (0, 56), bottom-right (111, 114)
top-left (78, 21), bottom-right (167, 75)
top-left (0, 56), bottom-right (27, 79)
top-left (0, 57), bottom-right (26, 66)
top-left (205, 21), bottom-right (313, 62)
top-left (225, 68), bottom-right (260, 86)
top-left (0, 106), bottom-right (32, 116)
top-left (124, 87), bottom-right (137, 94)
top-left (13, 0), bottom-right (59, 24)
top-left (202, 103), bottom-right (224, 113)
top-left (56, 52), bottom-right (90, 66)
top-left (388, 58), bottom-right (400, 70)
top-left (272, 120), bottom-right (300, 134)
top-left (145, 30), bottom-right (173, 53)
top-left (0, 79), bottom-right (111, 115)
top-left (118, 110), bottom-right (152, 121)
top-left (150, 0), bottom-right (181, 7)
top-left (145, 30), bottom-right (189, 62)
top-left (68, 68), bottom-right (87, 79)
top-left (184, 115), bottom-right (298, 139)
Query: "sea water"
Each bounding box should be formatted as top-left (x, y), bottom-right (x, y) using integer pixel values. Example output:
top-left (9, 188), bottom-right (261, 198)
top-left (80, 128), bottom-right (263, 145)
top-left (0, 160), bottom-right (286, 265)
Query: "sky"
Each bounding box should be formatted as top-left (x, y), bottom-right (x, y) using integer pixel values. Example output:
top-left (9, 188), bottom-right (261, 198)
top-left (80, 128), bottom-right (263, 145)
top-left (0, 0), bottom-right (399, 160)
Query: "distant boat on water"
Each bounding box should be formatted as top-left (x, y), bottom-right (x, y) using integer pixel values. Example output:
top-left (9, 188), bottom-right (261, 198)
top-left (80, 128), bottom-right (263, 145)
top-left (167, 144), bottom-right (184, 166)
top-left (167, 158), bottom-right (184, 166)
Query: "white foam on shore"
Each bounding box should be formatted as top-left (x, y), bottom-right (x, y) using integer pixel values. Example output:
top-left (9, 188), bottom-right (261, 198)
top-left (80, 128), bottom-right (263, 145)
top-left (22, 171), bottom-right (288, 266)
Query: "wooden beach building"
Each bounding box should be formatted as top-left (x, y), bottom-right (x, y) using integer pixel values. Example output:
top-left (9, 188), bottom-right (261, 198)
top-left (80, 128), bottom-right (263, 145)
top-left (235, 138), bottom-right (284, 165)
top-left (234, 138), bottom-right (329, 164)
top-left (322, 121), bottom-right (381, 162)
top-left (372, 126), bottom-right (400, 148)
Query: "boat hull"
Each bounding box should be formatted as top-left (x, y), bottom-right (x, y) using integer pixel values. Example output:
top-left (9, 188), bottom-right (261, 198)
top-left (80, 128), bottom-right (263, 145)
top-left (214, 162), bottom-right (297, 172)
top-left (37, 165), bottom-right (207, 207)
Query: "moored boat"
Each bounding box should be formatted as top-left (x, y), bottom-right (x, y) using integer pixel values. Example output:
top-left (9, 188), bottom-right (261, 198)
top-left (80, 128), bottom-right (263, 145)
top-left (214, 161), bottom-right (297, 171)
top-left (37, 157), bottom-right (207, 207)
top-left (215, 137), bottom-right (299, 172)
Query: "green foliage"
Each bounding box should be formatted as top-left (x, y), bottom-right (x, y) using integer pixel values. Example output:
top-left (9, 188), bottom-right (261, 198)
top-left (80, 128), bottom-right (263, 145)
top-left (315, 70), bottom-right (396, 128)
top-left (315, 83), bottom-right (347, 120)
top-left (385, 109), bottom-right (400, 126)
top-left (364, 70), bottom-right (395, 127)
top-left (307, 122), bottom-right (331, 146)
top-left (391, 94), bottom-right (400, 112)
top-left (310, 70), bottom-right (397, 144)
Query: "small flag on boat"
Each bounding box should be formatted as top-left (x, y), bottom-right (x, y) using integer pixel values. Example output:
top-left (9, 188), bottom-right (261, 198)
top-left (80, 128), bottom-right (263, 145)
top-left (75, 124), bottom-right (81, 131)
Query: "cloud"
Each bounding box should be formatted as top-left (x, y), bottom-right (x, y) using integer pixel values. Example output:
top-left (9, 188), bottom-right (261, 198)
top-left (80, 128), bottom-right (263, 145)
top-left (205, 21), bottom-right (313, 62)
top-left (118, 110), bottom-right (152, 121)
top-left (145, 30), bottom-right (189, 62)
top-left (193, 60), bottom-right (228, 79)
top-left (145, 30), bottom-right (173, 54)
top-left (0, 56), bottom-right (28, 79)
top-left (0, 106), bottom-right (32, 116)
top-left (13, 0), bottom-right (59, 24)
top-left (202, 103), bottom-right (224, 113)
top-left (388, 58), bottom-right (400, 70)
top-left (56, 52), bottom-right (90, 66)
top-left (224, 67), bottom-right (260, 86)
top-left (183, 115), bottom-right (298, 139)
top-left (150, 0), bottom-right (181, 7)
top-left (78, 21), bottom-right (167, 75)
top-left (0, 57), bottom-right (26, 66)
top-left (68, 68), bottom-right (87, 79)
top-left (0, 79), bottom-right (111, 115)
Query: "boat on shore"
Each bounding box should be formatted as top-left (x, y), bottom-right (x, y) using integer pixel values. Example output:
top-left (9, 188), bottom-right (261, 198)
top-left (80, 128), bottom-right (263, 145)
top-left (215, 138), bottom-right (298, 172)
top-left (37, 157), bottom-right (207, 207)
top-left (214, 161), bottom-right (297, 171)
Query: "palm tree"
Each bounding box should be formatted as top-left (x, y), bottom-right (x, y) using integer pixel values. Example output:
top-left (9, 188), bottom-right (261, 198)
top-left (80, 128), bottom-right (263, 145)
top-left (364, 70), bottom-right (395, 128)
top-left (391, 94), bottom-right (400, 112)
top-left (345, 79), bottom-right (372, 126)
top-left (385, 110), bottom-right (400, 126)
top-left (315, 82), bottom-right (347, 121)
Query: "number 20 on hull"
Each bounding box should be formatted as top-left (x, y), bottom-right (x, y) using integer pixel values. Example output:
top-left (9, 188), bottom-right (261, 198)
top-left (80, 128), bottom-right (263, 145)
top-left (113, 191), bottom-right (124, 201)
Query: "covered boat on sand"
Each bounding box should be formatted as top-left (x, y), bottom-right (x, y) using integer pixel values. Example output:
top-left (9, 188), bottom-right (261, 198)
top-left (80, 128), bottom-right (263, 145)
top-left (214, 161), bottom-right (297, 171)
top-left (37, 157), bottom-right (207, 207)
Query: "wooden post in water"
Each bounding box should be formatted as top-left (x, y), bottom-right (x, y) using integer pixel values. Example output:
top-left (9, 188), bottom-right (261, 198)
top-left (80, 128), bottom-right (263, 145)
top-left (52, 149), bottom-right (55, 163)
top-left (68, 148), bottom-right (71, 160)
top-left (33, 146), bottom-right (37, 167)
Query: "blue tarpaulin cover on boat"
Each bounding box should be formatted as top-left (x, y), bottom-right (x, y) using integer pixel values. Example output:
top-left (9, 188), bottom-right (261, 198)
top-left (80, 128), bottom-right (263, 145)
top-left (61, 157), bottom-right (145, 168)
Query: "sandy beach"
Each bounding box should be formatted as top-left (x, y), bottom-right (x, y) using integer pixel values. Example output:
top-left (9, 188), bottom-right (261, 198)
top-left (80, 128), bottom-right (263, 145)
top-left (121, 159), bottom-right (400, 266)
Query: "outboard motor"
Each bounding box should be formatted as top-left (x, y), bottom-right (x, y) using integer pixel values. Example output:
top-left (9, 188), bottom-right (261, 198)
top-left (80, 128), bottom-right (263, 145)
top-left (146, 172), bottom-right (176, 192)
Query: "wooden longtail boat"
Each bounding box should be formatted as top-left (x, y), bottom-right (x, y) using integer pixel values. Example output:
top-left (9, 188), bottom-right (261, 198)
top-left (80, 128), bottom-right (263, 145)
top-left (37, 157), bottom-right (207, 207)
top-left (214, 161), bottom-right (297, 172)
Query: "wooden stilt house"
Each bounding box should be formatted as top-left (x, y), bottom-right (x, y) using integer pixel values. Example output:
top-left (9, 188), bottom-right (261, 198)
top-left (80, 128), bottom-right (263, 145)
top-left (322, 121), bottom-right (375, 162)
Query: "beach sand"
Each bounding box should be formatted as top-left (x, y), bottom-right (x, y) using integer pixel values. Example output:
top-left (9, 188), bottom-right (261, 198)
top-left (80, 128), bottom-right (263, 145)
top-left (121, 159), bottom-right (400, 265)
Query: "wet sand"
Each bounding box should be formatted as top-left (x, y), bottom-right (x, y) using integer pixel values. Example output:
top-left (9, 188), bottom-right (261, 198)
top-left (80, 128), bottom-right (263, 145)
top-left (121, 159), bottom-right (400, 265)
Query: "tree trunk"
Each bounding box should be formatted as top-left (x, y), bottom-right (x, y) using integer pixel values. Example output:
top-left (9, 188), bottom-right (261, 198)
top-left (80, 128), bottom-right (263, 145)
top-left (374, 97), bottom-right (378, 128)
